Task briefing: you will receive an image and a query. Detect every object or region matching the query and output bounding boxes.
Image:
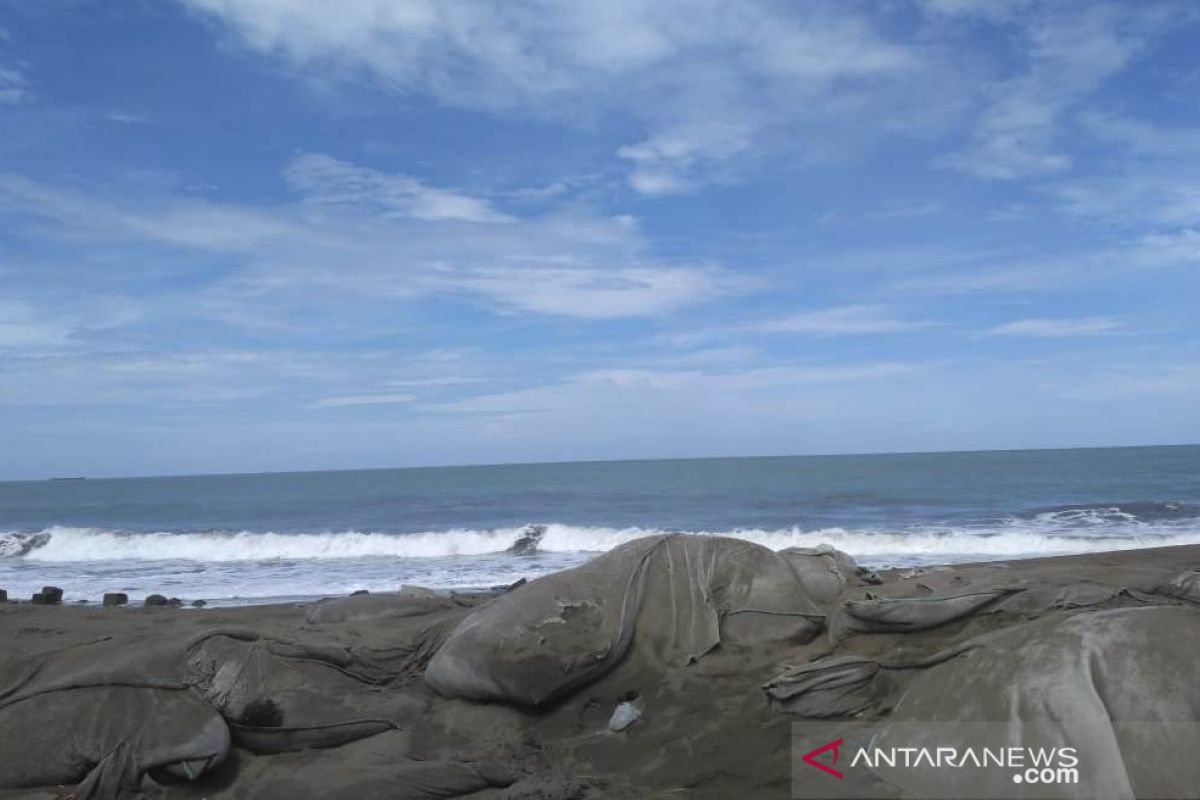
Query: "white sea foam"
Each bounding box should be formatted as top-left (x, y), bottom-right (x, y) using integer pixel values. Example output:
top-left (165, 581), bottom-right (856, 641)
top-left (4, 516), bottom-right (1200, 605)
top-left (6, 525), bottom-right (525, 562)
top-left (4, 520), bottom-right (1200, 564)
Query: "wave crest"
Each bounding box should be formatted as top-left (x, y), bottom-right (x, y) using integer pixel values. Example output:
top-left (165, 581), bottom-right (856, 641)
top-left (3, 517), bottom-right (1200, 565)
top-left (1019, 500), bottom-right (1199, 526)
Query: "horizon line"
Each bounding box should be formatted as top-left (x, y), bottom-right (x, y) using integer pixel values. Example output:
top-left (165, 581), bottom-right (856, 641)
top-left (6, 440), bottom-right (1198, 484)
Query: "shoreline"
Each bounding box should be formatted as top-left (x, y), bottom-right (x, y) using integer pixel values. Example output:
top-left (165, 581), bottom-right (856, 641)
top-left (4, 538), bottom-right (1200, 798)
top-left (4, 538), bottom-right (1199, 609)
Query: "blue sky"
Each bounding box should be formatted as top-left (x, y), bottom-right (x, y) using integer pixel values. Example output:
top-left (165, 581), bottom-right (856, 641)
top-left (0, 0), bottom-right (1198, 479)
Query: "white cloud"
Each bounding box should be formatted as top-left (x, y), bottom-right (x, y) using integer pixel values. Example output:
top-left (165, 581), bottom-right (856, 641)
top-left (891, 263), bottom-right (1071, 296)
top-left (1052, 363), bottom-right (1200, 399)
top-left (987, 317), bottom-right (1122, 337)
top-left (0, 347), bottom-right (494, 411)
top-left (313, 392), bottom-right (416, 409)
top-left (429, 361), bottom-right (928, 416)
top-left (182, 0), bottom-right (915, 108)
top-left (0, 301), bottom-right (73, 350)
top-left (1053, 170), bottom-right (1200, 227)
top-left (1136, 229), bottom-right (1200, 265)
top-left (384, 376), bottom-right (485, 388)
top-left (181, 0), bottom-right (922, 193)
top-left (820, 201), bottom-right (954, 229)
top-left (888, 232), bottom-right (1198, 299)
top-left (654, 346), bottom-right (759, 367)
top-left (950, 91), bottom-right (1072, 179)
top-left (920, 0), bottom-right (1034, 19)
top-left (400, 360), bottom-right (939, 459)
top-left (0, 65), bottom-right (29, 105)
top-left (0, 296), bottom-right (141, 354)
top-left (944, 4), bottom-right (1175, 179)
top-left (164, 0), bottom-right (1196, 199)
top-left (1080, 112), bottom-right (1200, 157)
top-left (0, 158), bottom-right (729, 323)
top-left (760, 305), bottom-right (934, 335)
top-left (0, 173), bottom-right (296, 252)
top-left (448, 265), bottom-right (725, 319)
top-left (106, 112), bottom-right (154, 125)
top-left (184, 0), bottom-right (666, 107)
top-left (0, 26), bottom-right (28, 105)
top-left (587, 362), bottom-right (926, 390)
top-left (284, 153), bottom-right (512, 223)
top-left (0, 350), bottom-right (277, 407)
top-left (618, 122), bottom-right (751, 195)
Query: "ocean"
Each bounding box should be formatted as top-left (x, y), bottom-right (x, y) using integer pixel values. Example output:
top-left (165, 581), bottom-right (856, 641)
top-left (1, 445), bottom-right (1198, 605)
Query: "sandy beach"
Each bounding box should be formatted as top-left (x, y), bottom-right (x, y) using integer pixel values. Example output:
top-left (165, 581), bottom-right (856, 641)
top-left (4, 537), bottom-right (1200, 799)
top-left (6, 0), bottom-right (1198, 796)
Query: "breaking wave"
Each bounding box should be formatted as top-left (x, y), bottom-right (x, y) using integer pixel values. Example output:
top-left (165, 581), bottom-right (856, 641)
top-left (1018, 500), bottom-right (1198, 523)
top-left (3, 508), bottom-right (1200, 565)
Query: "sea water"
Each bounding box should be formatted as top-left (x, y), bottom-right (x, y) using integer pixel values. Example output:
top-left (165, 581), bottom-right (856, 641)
top-left (1, 445), bottom-right (1197, 604)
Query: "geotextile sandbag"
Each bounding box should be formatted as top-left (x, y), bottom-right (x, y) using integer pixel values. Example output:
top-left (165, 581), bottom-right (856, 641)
top-left (425, 535), bottom-right (827, 707)
top-left (875, 606), bottom-right (1200, 799)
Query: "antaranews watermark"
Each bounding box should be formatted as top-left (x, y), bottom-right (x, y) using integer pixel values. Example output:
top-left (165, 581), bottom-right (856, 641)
top-left (791, 721), bottom-right (1200, 799)
top-left (848, 741), bottom-right (1078, 785)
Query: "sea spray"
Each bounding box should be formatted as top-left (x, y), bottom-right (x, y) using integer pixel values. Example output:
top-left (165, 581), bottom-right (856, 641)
top-left (5, 519), bottom-right (1200, 564)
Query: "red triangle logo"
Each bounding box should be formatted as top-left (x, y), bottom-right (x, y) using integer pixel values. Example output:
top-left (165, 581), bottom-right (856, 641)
top-left (802, 737), bottom-right (844, 779)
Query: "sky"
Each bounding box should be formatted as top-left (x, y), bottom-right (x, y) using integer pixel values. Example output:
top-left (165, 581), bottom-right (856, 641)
top-left (0, 0), bottom-right (1198, 479)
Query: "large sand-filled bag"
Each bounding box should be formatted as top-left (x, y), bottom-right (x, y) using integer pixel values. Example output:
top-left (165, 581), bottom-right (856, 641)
top-left (425, 534), bottom-right (827, 707)
top-left (763, 655), bottom-right (883, 718)
top-left (184, 630), bottom-right (433, 753)
top-left (828, 586), bottom-right (1021, 639)
top-left (0, 685), bottom-right (229, 797)
top-left (0, 621), bottom-right (452, 795)
top-left (201, 730), bottom-right (512, 800)
top-left (304, 587), bottom-right (456, 624)
top-left (0, 635), bottom-right (227, 795)
top-left (778, 544), bottom-right (874, 604)
top-left (1159, 570), bottom-right (1200, 603)
top-left (870, 606), bottom-right (1200, 799)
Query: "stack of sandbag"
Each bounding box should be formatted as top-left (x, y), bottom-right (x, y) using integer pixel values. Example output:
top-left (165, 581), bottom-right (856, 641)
top-left (425, 534), bottom-right (830, 707)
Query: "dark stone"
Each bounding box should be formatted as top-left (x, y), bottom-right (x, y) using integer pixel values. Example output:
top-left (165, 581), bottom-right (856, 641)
top-left (167, 597), bottom-right (183, 607)
top-left (489, 577), bottom-right (528, 593)
top-left (103, 592), bottom-right (128, 607)
top-left (450, 587), bottom-right (509, 604)
top-left (40, 586), bottom-right (63, 604)
top-left (856, 566), bottom-right (884, 586)
top-left (506, 524), bottom-right (546, 555)
top-left (0, 589), bottom-right (7, 603)
top-left (191, 599), bottom-right (207, 608)
top-left (30, 592), bottom-right (50, 605)
top-left (144, 594), bottom-right (168, 607)
top-left (351, 589), bottom-right (369, 596)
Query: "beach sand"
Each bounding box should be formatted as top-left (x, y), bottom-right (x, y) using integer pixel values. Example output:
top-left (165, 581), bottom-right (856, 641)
top-left (3, 540), bottom-right (1200, 799)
